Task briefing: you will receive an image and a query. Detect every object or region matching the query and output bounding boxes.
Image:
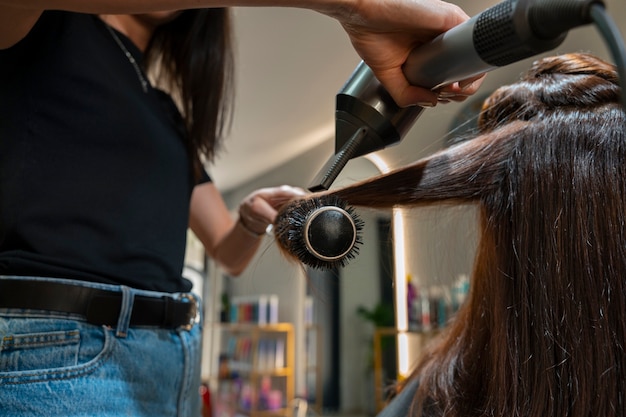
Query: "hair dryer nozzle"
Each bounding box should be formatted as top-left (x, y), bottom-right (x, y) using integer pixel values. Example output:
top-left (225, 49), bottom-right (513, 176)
top-left (335, 62), bottom-right (426, 156)
top-left (308, 63), bottom-right (426, 191)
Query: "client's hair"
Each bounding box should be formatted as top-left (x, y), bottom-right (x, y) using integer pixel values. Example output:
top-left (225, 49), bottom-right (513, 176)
top-left (278, 53), bottom-right (626, 417)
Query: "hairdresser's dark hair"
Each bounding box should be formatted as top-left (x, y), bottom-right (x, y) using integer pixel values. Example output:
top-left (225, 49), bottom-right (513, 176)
top-left (278, 53), bottom-right (626, 417)
top-left (144, 9), bottom-right (234, 179)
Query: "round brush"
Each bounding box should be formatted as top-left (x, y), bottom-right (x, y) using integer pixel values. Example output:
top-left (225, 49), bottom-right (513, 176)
top-left (274, 195), bottom-right (364, 270)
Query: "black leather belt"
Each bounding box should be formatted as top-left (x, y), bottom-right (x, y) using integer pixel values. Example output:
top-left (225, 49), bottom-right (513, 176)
top-left (0, 279), bottom-right (198, 329)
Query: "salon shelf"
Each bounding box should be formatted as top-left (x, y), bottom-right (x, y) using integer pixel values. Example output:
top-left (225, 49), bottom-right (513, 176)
top-left (212, 322), bottom-right (295, 417)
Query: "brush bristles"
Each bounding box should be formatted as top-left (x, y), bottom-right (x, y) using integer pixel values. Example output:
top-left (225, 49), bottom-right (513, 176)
top-left (274, 195), bottom-right (364, 270)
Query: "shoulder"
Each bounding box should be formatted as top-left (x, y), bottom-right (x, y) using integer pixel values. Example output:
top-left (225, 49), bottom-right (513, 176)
top-left (0, 6), bottom-right (43, 49)
top-left (0, 10), bottom-right (95, 51)
top-left (375, 378), bottom-right (420, 417)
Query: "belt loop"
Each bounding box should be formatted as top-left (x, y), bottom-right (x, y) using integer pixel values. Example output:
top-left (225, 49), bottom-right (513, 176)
top-left (116, 286), bottom-right (135, 338)
top-left (162, 295), bottom-right (174, 328)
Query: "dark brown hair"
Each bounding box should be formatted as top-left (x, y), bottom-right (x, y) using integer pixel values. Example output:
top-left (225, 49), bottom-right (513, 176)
top-left (278, 53), bottom-right (626, 417)
top-left (145, 8), bottom-right (234, 178)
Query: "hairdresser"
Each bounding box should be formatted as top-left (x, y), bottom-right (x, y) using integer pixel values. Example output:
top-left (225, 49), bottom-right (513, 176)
top-left (0, 0), bottom-right (481, 415)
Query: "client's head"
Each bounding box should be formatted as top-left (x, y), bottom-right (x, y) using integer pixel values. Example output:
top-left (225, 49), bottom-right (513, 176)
top-left (275, 52), bottom-right (625, 417)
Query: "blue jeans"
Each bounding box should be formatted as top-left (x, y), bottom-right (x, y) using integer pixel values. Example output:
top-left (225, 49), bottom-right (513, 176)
top-left (0, 276), bottom-right (203, 417)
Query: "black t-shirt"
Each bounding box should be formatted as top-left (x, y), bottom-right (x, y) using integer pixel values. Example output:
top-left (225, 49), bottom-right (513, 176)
top-left (0, 11), bottom-right (208, 292)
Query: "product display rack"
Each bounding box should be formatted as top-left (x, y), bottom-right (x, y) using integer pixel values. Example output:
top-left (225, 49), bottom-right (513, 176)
top-left (213, 322), bottom-right (295, 417)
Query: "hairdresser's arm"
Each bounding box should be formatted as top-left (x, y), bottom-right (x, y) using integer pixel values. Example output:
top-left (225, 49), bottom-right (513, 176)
top-left (0, 0), bottom-right (480, 106)
top-left (189, 182), bottom-right (260, 277)
top-left (189, 182), bottom-right (304, 276)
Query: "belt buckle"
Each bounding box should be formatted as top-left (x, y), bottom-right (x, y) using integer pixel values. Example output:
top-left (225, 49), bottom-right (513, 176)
top-left (179, 293), bottom-right (199, 331)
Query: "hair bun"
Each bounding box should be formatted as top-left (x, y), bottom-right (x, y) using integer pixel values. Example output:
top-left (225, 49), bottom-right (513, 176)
top-left (479, 53), bottom-right (621, 131)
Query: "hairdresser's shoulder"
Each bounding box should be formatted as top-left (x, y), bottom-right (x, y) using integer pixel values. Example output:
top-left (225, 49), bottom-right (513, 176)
top-left (0, 4), bottom-right (43, 49)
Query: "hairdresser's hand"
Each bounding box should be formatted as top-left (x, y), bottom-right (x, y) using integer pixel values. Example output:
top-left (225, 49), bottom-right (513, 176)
top-left (238, 185), bottom-right (307, 236)
top-left (320, 0), bottom-right (483, 107)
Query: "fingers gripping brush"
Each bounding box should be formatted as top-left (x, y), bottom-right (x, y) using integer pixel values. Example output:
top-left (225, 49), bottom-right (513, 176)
top-left (274, 196), bottom-right (364, 270)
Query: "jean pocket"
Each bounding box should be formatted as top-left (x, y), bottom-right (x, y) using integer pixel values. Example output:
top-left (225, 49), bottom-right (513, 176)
top-left (1, 329), bottom-right (81, 372)
top-left (0, 319), bottom-right (111, 384)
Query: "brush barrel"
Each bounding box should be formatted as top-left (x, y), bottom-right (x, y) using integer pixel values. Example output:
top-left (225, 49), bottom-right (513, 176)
top-left (304, 206), bottom-right (357, 261)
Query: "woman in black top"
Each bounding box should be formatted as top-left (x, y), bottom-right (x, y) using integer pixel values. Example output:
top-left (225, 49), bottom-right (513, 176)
top-left (0, 1), bottom-right (479, 415)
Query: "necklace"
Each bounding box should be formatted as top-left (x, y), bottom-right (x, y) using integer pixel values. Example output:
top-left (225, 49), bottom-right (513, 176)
top-left (105, 24), bottom-right (149, 93)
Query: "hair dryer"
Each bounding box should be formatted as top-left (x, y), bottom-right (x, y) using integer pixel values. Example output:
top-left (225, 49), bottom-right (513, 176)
top-left (308, 0), bottom-right (605, 191)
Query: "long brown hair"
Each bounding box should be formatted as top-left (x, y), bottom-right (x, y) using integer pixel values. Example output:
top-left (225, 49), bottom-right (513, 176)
top-left (145, 8), bottom-right (234, 179)
top-left (280, 53), bottom-right (626, 417)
